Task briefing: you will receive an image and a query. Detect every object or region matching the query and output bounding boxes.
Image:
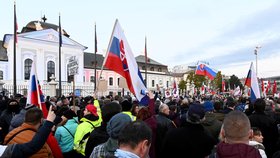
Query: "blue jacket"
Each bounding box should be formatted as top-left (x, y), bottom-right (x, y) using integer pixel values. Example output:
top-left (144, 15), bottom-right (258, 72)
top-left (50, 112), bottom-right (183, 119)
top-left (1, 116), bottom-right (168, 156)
top-left (55, 118), bottom-right (78, 153)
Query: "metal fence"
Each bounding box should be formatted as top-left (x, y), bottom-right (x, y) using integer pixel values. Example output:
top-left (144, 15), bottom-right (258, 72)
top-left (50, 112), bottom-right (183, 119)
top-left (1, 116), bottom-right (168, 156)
top-left (2, 83), bottom-right (95, 97)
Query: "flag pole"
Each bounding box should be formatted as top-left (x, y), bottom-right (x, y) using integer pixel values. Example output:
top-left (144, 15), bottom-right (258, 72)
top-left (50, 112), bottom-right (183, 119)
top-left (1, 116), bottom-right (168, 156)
top-left (144, 36), bottom-right (147, 87)
top-left (95, 19), bottom-right (118, 93)
top-left (94, 22), bottom-right (97, 91)
top-left (13, 0), bottom-right (17, 96)
top-left (58, 13), bottom-right (62, 97)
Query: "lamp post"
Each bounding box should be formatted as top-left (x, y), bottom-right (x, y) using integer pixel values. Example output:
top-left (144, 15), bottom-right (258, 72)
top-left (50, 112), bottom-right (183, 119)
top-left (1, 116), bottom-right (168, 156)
top-left (254, 46), bottom-right (261, 77)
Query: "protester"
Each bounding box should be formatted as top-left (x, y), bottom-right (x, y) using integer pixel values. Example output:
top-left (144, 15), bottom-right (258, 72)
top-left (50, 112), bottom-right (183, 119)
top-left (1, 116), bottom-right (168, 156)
top-left (249, 98), bottom-right (279, 158)
top-left (4, 107), bottom-right (53, 157)
top-left (85, 102), bottom-right (122, 158)
top-left (217, 110), bottom-right (261, 158)
top-left (162, 103), bottom-right (216, 158)
top-left (90, 113), bottom-right (132, 158)
top-left (249, 127), bottom-right (267, 158)
top-left (55, 109), bottom-right (78, 158)
top-left (114, 120), bottom-right (152, 158)
top-left (0, 99), bottom-right (21, 142)
top-left (155, 103), bottom-right (176, 157)
top-left (0, 105), bottom-right (56, 157)
top-left (74, 104), bottom-right (101, 157)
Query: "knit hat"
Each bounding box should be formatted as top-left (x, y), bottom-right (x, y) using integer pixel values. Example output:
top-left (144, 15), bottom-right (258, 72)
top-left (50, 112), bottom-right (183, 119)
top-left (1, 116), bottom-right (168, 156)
top-left (204, 101), bottom-right (214, 112)
top-left (106, 113), bottom-right (132, 139)
top-left (187, 103), bottom-right (205, 124)
top-left (86, 104), bottom-right (98, 117)
top-left (62, 109), bottom-right (77, 119)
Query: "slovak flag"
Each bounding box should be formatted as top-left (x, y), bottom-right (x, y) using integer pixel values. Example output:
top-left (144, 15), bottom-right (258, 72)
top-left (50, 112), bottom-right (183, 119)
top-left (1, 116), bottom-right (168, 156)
top-left (103, 19), bottom-right (149, 105)
top-left (27, 62), bottom-right (48, 118)
top-left (244, 62), bottom-right (260, 101)
top-left (195, 63), bottom-right (217, 80)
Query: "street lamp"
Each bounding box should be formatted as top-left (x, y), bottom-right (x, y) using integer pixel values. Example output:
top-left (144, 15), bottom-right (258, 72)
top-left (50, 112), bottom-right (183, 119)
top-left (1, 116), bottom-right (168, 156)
top-left (254, 46), bottom-right (261, 77)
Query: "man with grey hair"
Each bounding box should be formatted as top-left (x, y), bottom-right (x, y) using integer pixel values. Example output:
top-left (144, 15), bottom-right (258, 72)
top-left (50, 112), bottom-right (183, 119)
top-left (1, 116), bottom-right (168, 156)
top-left (155, 103), bottom-right (176, 158)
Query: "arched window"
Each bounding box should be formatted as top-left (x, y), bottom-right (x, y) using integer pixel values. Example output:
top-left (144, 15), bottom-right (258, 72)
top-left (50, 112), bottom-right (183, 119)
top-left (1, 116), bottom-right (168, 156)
top-left (24, 59), bottom-right (33, 80)
top-left (158, 68), bottom-right (162, 72)
top-left (47, 61), bottom-right (55, 82)
top-left (0, 71), bottom-right (3, 80)
top-left (150, 67), bottom-right (154, 71)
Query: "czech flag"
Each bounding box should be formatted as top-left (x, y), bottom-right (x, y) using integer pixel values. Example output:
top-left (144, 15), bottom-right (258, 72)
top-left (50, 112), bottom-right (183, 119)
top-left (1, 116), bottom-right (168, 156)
top-left (244, 62), bottom-right (260, 101)
top-left (195, 63), bottom-right (217, 80)
top-left (26, 62), bottom-right (48, 118)
top-left (103, 19), bottom-right (149, 105)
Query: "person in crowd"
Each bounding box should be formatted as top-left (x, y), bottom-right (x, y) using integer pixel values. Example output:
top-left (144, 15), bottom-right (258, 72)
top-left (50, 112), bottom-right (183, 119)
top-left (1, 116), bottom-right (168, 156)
top-left (114, 120), bottom-right (152, 158)
top-left (131, 103), bottom-right (140, 117)
top-left (55, 109), bottom-right (79, 158)
top-left (0, 99), bottom-right (21, 142)
top-left (213, 100), bottom-right (225, 122)
top-left (222, 96), bottom-right (236, 114)
top-left (121, 100), bottom-right (136, 121)
top-left (90, 113), bottom-right (132, 158)
top-left (235, 97), bottom-right (247, 112)
top-left (0, 105), bottom-right (56, 158)
top-left (155, 103), bottom-right (176, 157)
top-left (162, 103), bottom-right (216, 158)
top-left (85, 102), bottom-right (122, 158)
top-left (202, 100), bottom-right (222, 142)
top-left (249, 127), bottom-right (267, 158)
top-left (217, 110), bottom-right (261, 158)
top-left (4, 108), bottom-right (53, 158)
top-left (178, 98), bottom-right (190, 126)
top-left (74, 103), bottom-right (101, 157)
top-left (249, 98), bottom-right (279, 158)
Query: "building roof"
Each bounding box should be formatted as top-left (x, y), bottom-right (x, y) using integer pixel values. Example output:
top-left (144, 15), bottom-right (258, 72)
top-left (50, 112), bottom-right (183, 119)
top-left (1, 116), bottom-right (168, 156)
top-left (84, 52), bottom-right (104, 69)
top-left (0, 41), bottom-right (8, 61)
top-left (135, 55), bottom-right (166, 66)
top-left (21, 21), bottom-right (70, 37)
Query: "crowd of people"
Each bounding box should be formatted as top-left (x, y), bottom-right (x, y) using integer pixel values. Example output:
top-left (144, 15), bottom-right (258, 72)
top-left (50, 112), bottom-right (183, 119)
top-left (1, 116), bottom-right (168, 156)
top-left (0, 91), bottom-right (280, 158)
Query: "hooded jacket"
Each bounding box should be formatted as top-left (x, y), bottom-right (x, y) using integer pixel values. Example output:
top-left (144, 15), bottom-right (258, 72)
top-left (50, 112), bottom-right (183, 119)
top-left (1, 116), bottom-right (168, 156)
top-left (216, 142), bottom-right (261, 158)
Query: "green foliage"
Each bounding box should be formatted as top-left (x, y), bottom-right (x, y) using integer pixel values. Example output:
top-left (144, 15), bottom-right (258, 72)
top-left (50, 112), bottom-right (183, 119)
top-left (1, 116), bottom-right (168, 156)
top-left (213, 71), bottom-right (222, 91)
top-left (228, 75), bottom-right (243, 90)
top-left (187, 71), bottom-right (206, 88)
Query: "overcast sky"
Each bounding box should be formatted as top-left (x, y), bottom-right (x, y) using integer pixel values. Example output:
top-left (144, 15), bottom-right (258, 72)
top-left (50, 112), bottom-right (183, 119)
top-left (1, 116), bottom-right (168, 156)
top-left (1, 0), bottom-right (279, 79)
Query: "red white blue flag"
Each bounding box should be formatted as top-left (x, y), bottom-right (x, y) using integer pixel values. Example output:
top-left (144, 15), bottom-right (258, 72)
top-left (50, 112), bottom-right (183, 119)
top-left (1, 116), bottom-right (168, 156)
top-left (195, 63), bottom-right (217, 80)
top-left (244, 62), bottom-right (260, 101)
top-left (27, 62), bottom-right (48, 117)
top-left (103, 19), bottom-right (149, 105)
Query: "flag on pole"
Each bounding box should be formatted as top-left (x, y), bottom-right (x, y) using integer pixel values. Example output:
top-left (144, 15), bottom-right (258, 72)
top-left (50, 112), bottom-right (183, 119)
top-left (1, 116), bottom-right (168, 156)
top-left (195, 63), bottom-right (217, 80)
top-left (172, 80), bottom-right (178, 97)
top-left (27, 62), bottom-right (48, 118)
top-left (103, 19), bottom-right (149, 105)
top-left (265, 80), bottom-right (271, 94)
top-left (244, 62), bottom-right (260, 101)
top-left (222, 78), bottom-right (225, 92)
top-left (273, 80), bottom-right (277, 95)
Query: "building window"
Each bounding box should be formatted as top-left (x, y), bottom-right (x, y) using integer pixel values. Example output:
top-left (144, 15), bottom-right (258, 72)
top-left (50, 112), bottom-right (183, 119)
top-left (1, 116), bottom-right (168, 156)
top-left (142, 66), bottom-right (146, 70)
top-left (117, 78), bottom-right (120, 86)
top-left (158, 68), bottom-right (162, 72)
top-left (109, 77), bottom-right (113, 86)
top-left (166, 81), bottom-right (169, 88)
top-left (90, 76), bottom-right (95, 83)
top-left (150, 67), bottom-right (154, 71)
top-left (47, 61), bottom-right (55, 82)
top-left (24, 59), bottom-right (33, 80)
top-left (152, 80), bottom-right (155, 87)
top-left (0, 71), bottom-right (3, 80)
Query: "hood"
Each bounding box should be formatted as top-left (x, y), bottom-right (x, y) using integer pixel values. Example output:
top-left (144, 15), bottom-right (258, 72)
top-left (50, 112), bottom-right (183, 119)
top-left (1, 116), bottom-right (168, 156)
top-left (202, 112), bottom-right (216, 126)
top-left (217, 142), bottom-right (261, 158)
